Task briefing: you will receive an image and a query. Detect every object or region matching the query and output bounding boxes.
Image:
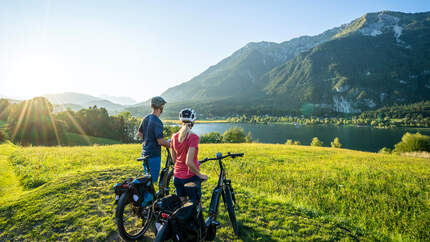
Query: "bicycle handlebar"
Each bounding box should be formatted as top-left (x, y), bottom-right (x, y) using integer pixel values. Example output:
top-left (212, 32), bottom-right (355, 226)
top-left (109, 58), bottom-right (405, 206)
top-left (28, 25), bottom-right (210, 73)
top-left (199, 152), bottom-right (244, 164)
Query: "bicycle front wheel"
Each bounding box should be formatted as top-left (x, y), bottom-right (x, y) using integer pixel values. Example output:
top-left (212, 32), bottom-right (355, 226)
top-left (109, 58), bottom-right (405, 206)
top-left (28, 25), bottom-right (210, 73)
top-left (223, 185), bottom-right (239, 236)
top-left (116, 191), bottom-right (153, 241)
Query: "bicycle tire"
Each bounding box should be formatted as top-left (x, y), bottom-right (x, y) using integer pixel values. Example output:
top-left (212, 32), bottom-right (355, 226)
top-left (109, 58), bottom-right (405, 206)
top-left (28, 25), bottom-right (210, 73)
top-left (116, 191), bottom-right (153, 241)
top-left (223, 185), bottom-right (239, 236)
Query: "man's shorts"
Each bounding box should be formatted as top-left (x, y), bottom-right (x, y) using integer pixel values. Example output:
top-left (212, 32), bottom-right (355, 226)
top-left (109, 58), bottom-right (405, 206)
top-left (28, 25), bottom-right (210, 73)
top-left (143, 156), bottom-right (161, 182)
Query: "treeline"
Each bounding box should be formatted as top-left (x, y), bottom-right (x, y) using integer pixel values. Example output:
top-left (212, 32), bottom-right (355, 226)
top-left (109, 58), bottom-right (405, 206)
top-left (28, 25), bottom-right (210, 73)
top-left (0, 97), bottom-right (141, 145)
top-left (200, 127), bottom-right (252, 144)
top-left (226, 111), bottom-right (430, 128)
top-left (360, 101), bottom-right (430, 119)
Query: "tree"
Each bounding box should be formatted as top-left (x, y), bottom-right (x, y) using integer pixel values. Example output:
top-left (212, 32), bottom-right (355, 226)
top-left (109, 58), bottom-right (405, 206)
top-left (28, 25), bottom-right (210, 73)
top-left (245, 131), bottom-right (252, 143)
top-left (200, 132), bottom-right (223, 143)
top-left (378, 147), bottom-right (392, 154)
top-left (310, 137), bottom-right (323, 147)
top-left (285, 139), bottom-right (293, 145)
top-left (164, 125), bottom-right (181, 140)
top-left (223, 127), bottom-right (246, 143)
top-left (331, 137), bottom-right (342, 148)
top-left (0, 99), bottom-right (10, 121)
top-left (394, 132), bottom-right (430, 153)
top-left (7, 97), bottom-right (65, 145)
top-left (294, 140), bottom-right (301, 145)
top-left (0, 126), bottom-right (8, 143)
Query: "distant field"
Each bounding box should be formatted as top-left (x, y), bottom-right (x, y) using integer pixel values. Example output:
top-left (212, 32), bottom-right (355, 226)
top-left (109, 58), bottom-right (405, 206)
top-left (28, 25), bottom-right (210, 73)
top-left (1, 143), bottom-right (429, 241)
top-left (63, 132), bottom-right (122, 146)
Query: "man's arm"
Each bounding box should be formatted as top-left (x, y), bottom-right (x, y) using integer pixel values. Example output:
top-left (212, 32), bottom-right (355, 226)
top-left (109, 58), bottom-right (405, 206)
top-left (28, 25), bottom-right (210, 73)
top-left (137, 118), bottom-right (144, 140)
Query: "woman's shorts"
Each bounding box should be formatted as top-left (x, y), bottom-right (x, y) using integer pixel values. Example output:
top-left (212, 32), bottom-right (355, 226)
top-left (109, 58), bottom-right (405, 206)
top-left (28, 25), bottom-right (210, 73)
top-left (173, 175), bottom-right (202, 201)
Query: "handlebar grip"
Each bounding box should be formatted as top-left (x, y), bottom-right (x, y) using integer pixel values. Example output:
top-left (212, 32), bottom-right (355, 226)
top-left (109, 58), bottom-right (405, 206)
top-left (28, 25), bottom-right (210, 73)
top-left (198, 158), bottom-right (208, 164)
top-left (231, 153), bottom-right (244, 158)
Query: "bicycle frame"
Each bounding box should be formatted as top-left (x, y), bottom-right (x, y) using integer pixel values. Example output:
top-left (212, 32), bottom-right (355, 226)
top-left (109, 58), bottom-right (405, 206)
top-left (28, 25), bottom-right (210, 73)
top-left (206, 156), bottom-right (231, 230)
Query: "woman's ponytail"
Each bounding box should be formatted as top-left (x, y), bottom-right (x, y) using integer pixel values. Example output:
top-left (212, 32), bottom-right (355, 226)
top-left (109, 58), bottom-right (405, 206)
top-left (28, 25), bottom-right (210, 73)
top-left (178, 122), bottom-right (191, 143)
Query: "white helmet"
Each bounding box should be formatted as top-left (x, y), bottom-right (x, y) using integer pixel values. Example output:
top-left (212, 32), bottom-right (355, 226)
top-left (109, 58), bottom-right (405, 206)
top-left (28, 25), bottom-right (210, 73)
top-left (179, 108), bottom-right (196, 122)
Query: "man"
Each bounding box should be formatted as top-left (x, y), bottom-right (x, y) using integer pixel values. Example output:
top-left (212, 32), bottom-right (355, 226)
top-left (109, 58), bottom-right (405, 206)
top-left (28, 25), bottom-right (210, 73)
top-left (138, 96), bottom-right (170, 182)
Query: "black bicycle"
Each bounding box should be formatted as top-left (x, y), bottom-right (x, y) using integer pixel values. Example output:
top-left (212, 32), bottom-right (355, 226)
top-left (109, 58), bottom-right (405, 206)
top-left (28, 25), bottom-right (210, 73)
top-left (202, 152), bottom-right (242, 237)
top-left (154, 152), bottom-right (243, 241)
top-left (113, 147), bottom-right (174, 241)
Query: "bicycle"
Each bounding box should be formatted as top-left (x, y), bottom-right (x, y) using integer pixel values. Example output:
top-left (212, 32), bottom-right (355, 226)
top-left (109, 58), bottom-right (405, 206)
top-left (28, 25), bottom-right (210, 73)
top-left (201, 152), bottom-right (242, 237)
top-left (154, 152), bottom-right (243, 241)
top-left (113, 147), bottom-right (175, 241)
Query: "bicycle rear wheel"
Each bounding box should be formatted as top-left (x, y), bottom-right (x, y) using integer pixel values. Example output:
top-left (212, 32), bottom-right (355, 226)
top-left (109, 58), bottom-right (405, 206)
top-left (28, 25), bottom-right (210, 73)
top-left (223, 185), bottom-right (239, 236)
top-left (116, 191), bottom-right (153, 241)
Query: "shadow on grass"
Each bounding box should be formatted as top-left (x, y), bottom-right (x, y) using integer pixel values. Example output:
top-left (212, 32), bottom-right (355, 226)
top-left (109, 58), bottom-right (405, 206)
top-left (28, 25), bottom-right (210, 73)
top-left (211, 190), bottom-right (365, 241)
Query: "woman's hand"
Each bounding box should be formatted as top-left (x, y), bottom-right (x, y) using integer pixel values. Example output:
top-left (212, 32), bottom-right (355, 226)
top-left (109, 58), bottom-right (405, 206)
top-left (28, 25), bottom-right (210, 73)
top-left (199, 174), bottom-right (208, 181)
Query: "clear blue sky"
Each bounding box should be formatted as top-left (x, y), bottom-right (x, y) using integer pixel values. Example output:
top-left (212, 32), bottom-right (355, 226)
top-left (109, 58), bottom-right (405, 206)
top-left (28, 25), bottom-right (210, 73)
top-left (1, 0), bottom-right (429, 102)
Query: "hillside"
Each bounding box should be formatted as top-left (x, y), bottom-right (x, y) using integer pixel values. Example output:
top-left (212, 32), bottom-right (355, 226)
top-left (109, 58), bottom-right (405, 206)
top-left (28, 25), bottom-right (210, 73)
top-left (264, 11), bottom-right (430, 113)
top-left (43, 92), bottom-right (102, 105)
top-left (1, 143), bottom-right (429, 240)
top-left (99, 95), bottom-right (137, 106)
top-left (43, 92), bottom-right (127, 114)
top-left (148, 11), bottom-right (430, 116)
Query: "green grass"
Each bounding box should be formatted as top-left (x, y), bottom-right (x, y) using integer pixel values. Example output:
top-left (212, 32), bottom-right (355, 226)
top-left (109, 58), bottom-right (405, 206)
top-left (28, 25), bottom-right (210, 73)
top-left (1, 143), bottom-right (429, 241)
top-left (63, 132), bottom-right (122, 146)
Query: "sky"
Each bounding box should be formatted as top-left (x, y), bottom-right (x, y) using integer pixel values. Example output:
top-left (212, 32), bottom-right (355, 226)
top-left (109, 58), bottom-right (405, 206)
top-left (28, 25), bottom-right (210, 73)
top-left (0, 0), bottom-right (429, 102)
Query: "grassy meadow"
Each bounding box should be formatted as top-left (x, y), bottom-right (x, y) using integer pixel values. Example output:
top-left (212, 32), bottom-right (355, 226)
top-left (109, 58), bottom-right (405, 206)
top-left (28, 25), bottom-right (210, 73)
top-left (0, 143), bottom-right (429, 241)
top-left (63, 132), bottom-right (122, 146)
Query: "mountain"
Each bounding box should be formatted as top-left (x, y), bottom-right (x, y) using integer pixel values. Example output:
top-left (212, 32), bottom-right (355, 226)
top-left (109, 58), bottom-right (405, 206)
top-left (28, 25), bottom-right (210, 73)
top-left (83, 99), bottom-right (125, 112)
top-left (162, 27), bottom-right (345, 103)
top-left (263, 11), bottom-right (430, 113)
top-left (44, 92), bottom-right (102, 105)
top-left (156, 11), bottom-right (430, 116)
top-left (99, 95), bottom-right (137, 105)
top-left (53, 103), bottom-right (84, 112)
top-left (43, 92), bottom-right (126, 114)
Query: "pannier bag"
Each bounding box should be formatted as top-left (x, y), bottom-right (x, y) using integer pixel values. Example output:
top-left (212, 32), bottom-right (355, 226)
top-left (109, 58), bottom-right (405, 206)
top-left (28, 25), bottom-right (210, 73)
top-left (168, 202), bottom-right (200, 242)
top-left (113, 178), bottom-right (133, 204)
top-left (154, 194), bottom-right (183, 214)
top-left (130, 176), bottom-right (153, 207)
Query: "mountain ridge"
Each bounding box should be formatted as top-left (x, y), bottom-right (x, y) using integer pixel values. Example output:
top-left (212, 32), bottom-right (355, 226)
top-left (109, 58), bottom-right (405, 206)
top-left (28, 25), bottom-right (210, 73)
top-left (158, 10), bottom-right (430, 115)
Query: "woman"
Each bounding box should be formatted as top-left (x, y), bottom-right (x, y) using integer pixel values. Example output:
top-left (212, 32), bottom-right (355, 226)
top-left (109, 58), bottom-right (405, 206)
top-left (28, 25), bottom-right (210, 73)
top-left (171, 108), bottom-right (208, 202)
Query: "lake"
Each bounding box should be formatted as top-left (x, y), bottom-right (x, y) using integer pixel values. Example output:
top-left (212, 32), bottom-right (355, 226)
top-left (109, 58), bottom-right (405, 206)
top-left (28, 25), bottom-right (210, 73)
top-left (192, 123), bottom-right (430, 152)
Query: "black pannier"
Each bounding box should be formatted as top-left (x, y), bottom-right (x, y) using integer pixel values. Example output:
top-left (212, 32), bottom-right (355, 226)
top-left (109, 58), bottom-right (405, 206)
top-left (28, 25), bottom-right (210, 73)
top-left (154, 194), bottom-right (183, 214)
top-left (113, 178), bottom-right (133, 204)
top-left (130, 176), bottom-right (153, 206)
top-left (168, 202), bottom-right (200, 242)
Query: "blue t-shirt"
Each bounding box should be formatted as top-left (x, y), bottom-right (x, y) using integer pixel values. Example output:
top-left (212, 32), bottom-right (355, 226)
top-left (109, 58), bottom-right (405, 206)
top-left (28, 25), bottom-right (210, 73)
top-left (139, 114), bottom-right (164, 157)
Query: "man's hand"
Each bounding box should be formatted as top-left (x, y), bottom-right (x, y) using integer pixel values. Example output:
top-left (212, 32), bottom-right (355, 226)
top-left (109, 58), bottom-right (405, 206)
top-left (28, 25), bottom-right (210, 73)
top-left (157, 138), bottom-right (170, 148)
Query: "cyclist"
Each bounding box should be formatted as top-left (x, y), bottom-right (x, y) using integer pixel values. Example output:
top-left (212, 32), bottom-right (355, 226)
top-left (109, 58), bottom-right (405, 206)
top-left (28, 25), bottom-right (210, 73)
top-left (138, 96), bottom-right (170, 182)
top-left (171, 108), bottom-right (208, 202)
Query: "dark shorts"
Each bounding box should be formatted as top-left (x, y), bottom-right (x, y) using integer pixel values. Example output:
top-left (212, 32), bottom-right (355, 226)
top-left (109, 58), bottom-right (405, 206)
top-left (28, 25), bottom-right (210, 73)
top-left (174, 175), bottom-right (202, 201)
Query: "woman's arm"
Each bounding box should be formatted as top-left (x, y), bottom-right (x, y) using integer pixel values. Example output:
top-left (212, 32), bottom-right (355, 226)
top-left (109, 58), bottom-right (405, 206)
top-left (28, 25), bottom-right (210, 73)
top-left (186, 147), bottom-right (208, 180)
top-left (171, 139), bottom-right (176, 163)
